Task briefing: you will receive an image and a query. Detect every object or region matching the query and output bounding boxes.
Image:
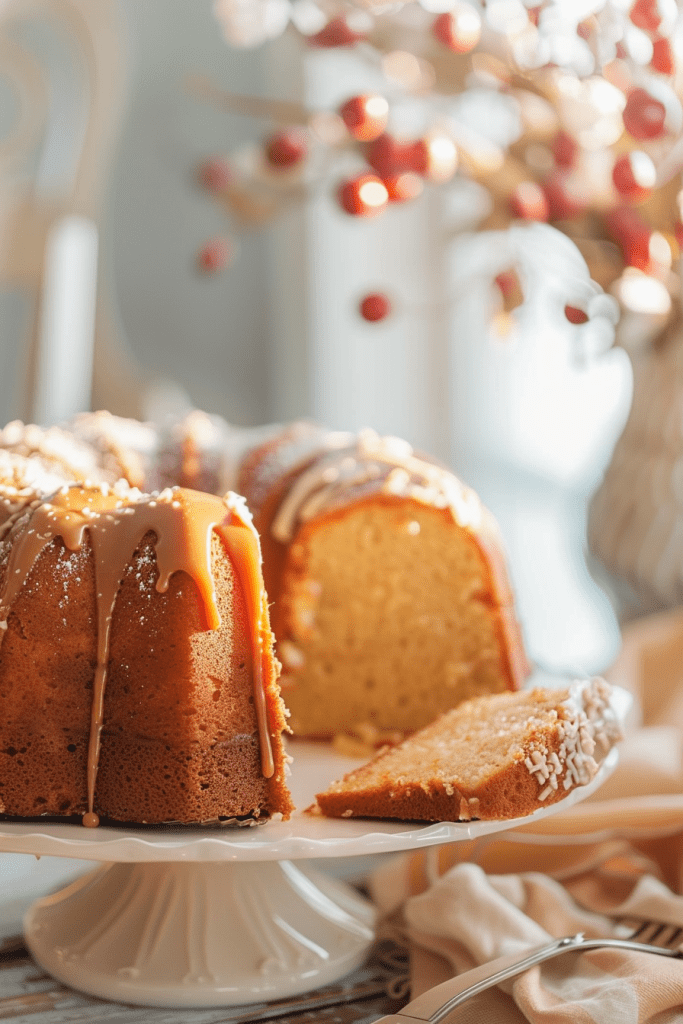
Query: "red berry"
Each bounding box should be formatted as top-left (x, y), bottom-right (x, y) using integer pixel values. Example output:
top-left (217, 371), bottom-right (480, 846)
top-left (366, 134), bottom-right (453, 180)
top-left (265, 128), bottom-right (308, 169)
top-left (651, 37), bottom-right (674, 75)
top-left (411, 136), bottom-right (458, 182)
top-left (198, 157), bottom-right (232, 193)
top-left (543, 170), bottom-right (587, 220)
top-left (605, 206), bottom-right (652, 270)
top-left (675, 221), bottom-right (683, 248)
top-left (612, 151), bottom-right (657, 201)
top-left (565, 306), bottom-right (588, 324)
top-left (308, 17), bottom-right (364, 47)
top-left (577, 20), bottom-right (592, 39)
top-left (630, 0), bottom-right (664, 31)
top-left (527, 6), bottom-right (541, 26)
top-left (623, 88), bottom-right (667, 140)
top-left (509, 182), bottom-right (549, 221)
top-left (494, 270), bottom-right (524, 312)
top-left (495, 271), bottom-right (516, 297)
top-left (366, 134), bottom-right (414, 178)
top-left (432, 5), bottom-right (481, 54)
top-left (198, 238), bottom-right (231, 272)
top-left (405, 140), bottom-right (430, 177)
top-left (384, 172), bottom-right (423, 203)
top-left (339, 94), bottom-right (389, 142)
top-left (552, 131), bottom-right (579, 168)
top-left (359, 293), bottom-right (392, 322)
top-left (338, 174), bottom-right (389, 217)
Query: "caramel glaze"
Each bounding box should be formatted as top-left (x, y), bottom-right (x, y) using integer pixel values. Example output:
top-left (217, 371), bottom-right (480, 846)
top-left (0, 484), bottom-right (274, 826)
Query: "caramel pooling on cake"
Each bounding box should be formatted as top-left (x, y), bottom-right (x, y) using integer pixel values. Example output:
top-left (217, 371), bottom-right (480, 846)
top-left (0, 485), bottom-right (274, 826)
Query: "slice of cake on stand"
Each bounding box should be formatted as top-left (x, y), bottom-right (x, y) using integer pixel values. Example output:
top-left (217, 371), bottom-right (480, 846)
top-left (314, 678), bottom-right (622, 822)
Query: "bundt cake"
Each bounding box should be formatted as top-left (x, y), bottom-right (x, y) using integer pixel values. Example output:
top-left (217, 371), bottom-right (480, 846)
top-left (0, 410), bottom-right (533, 827)
top-left (0, 448), bottom-right (293, 826)
top-left (238, 422), bottom-right (530, 739)
top-left (314, 678), bottom-right (621, 822)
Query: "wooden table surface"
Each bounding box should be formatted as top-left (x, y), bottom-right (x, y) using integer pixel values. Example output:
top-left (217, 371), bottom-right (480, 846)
top-left (0, 936), bottom-right (408, 1024)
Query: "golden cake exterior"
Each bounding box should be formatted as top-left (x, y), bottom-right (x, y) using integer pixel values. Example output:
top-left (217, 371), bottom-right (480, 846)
top-left (238, 423), bottom-right (530, 739)
top-left (0, 470), bottom-right (293, 825)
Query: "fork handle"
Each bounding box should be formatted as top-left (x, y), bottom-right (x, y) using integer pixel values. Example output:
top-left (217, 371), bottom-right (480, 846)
top-left (380, 931), bottom-right (681, 1023)
top-left (382, 934), bottom-right (590, 1023)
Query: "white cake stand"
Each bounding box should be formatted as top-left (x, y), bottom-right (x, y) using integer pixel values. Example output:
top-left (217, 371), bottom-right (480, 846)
top-left (0, 681), bottom-right (628, 1009)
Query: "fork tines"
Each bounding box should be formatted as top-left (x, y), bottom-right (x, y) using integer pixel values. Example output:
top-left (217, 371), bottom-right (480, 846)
top-left (617, 919), bottom-right (683, 949)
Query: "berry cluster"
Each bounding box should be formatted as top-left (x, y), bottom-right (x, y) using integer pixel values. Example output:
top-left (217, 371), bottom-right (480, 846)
top-left (198, 0), bottom-right (683, 330)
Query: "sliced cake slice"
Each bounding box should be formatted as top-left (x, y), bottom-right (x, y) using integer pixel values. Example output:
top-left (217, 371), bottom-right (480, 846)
top-left (314, 679), bottom-right (622, 822)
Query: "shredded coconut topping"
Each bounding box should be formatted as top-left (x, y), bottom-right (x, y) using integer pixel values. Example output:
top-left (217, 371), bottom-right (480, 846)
top-left (524, 677), bottom-right (622, 800)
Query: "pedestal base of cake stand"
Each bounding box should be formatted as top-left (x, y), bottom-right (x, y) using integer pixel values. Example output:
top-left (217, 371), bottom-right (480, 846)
top-left (24, 858), bottom-right (375, 1008)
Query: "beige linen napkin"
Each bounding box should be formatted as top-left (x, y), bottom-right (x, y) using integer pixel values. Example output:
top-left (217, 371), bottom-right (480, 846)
top-left (370, 609), bottom-right (683, 1022)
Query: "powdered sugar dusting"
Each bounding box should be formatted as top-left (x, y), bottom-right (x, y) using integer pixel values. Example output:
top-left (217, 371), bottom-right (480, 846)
top-left (0, 421), bottom-right (112, 485)
top-left (66, 411), bottom-right (158, 489)
top-left (0, 451), bottom-right (70, 527)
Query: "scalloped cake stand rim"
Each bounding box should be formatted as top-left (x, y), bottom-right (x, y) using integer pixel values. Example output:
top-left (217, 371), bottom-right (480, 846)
top-left (0, 677), bottom-right (628, 864)
top-left (6, 674), bottom-right (628, 1009)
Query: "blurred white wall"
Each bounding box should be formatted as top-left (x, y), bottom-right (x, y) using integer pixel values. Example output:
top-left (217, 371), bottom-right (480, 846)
top-left (0, 0), bottom-right (274, 427)
top-left (109, 0), bottom-right (272, 425)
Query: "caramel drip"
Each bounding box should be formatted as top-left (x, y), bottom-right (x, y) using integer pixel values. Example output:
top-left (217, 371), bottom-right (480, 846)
top-left (216, 526), bottom-right (274, 779)
top-left (0, 485), bottom-right (274, 826)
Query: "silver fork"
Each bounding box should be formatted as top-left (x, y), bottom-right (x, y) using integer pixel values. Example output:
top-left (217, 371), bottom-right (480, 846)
top-left (373, 919), bottom-right (683, 1023)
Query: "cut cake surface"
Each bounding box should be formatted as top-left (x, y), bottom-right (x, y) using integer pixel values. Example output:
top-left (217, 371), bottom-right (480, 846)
top-left (239, 425), bottom-right (530, 738)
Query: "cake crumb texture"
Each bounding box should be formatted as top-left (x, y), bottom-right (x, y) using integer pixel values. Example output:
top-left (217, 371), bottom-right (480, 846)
top-left (238, 426), bottom-right (530, 739)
